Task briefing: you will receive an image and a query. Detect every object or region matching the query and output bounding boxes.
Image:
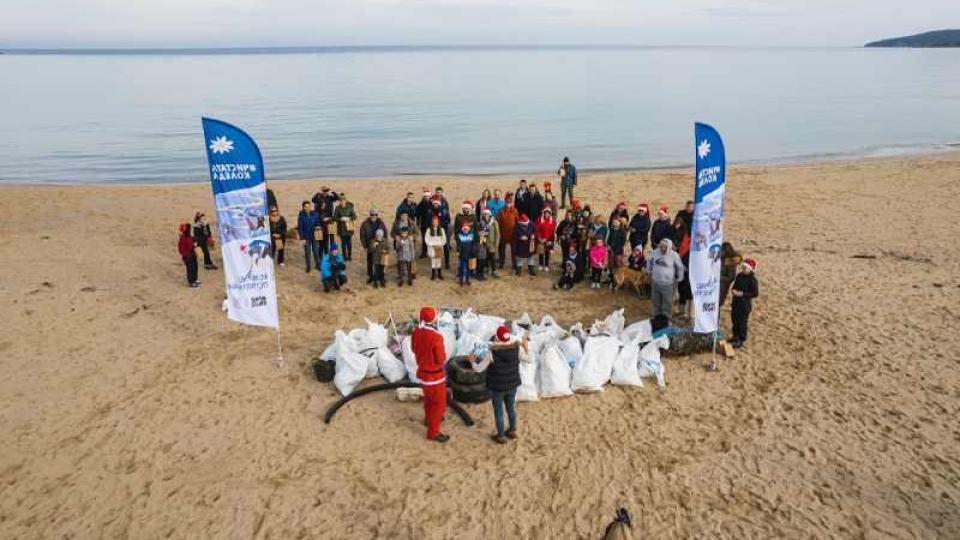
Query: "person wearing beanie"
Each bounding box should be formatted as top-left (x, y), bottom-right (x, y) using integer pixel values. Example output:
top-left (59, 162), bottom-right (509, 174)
top-left (320, 243), bottom-right (348, 292)
top-left (424, 216), bottom-right (447, 281)
top-left (371, 228), bottom-right (390, 288)
top-left (359, 209), bottom-right (387, 284)
top-left (411, 307), bottom-right (450, 443)
top-left (333, 194), bottom-right (357, 261)
top-left (396, 228), bottom-right (416, 287)
top-left (391, 213), bottom-right (416, 280)
top-left (534, 207), bottom-right (557, 272)
top-left (646, 238), bottom-right (685, 321)
top-left (608, 202), bottom-right (629, 232)
top-left (628, 203), bottom-right (651, 251)
top-left (730, 258), bottom-right (759, 348)
top-left (513, 213), bottom-right (536, 277)
top-left (497, 194), bottom-right (519, 271)
top-left (268, 205), bottom-right (287, 267)
top-left (478, 208), bottom-right (501, 280)
top-left (297, 201), bottom-right (322, 274)
top-left (455, 221), bottom-right (477, 286)
top-left (553, 243), bottom-right (578, 290)
top-left (468, 325), bottom-right (531, 444)
top-left (627, 244), bottom-right (646, 271)
top-left (650, 205), bottom-right (674, 250)
top-left (192, 212), bottom-right (218, 270)
top-left (588, 237), bottom-right (609, 289)
top-left (177, 223), bottom-right (201, 288)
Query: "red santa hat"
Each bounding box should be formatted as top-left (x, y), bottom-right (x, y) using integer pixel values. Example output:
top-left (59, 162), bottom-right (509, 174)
top-left (495, 325), bottom-right (511, 342)
top-left (617, 201), bottom-right (627, 209)
top-left (505, 192), bottom-right (514, 201)
top-left (659, 205), bottom-right (669, 214)
top-left (544, 181), bottom-right (552, 192)
top-left (431, 195), bottom-right (441, 204)
top-left (519, 213), bottom-right (530, 223)
top-left (743, 258), bottom-right (757, 271)
top-left (462, 199), bottom-right (472, 208)
top-left (419, 307), bottom-right (437, 323)
top-left (638, 202), bottom-right (649, 211)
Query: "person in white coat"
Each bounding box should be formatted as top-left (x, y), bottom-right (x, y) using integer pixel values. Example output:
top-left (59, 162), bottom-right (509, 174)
top-left (424, 215), bottom-right (448, 280)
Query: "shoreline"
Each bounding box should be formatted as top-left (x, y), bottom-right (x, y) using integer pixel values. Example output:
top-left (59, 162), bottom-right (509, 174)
top-left (3, 147), bottom-right (959, 189)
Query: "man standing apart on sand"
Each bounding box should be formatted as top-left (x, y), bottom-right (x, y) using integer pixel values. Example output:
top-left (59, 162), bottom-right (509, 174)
top-left (297, 201), bottom-right (321, 273)
top-left (646, 238), bottom-right (685, 321)
top-left (411, 307), bottom-right (450, 443)
top-left (730, 258), bottom-right (760, 349)
top-left (559, 157), bottom-right (577, 209)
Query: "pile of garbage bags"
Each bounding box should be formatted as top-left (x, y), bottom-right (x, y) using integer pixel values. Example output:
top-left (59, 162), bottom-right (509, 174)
top-left (321, 308), bottom-right (716, 398)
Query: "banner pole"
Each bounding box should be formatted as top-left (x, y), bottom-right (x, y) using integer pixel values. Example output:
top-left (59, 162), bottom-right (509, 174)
top-left (275, 330), bottom-right (285, 369)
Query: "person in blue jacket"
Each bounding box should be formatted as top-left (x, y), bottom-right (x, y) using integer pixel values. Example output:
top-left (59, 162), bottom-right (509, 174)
top-left (559, 156), bottom-right (577, 209)
top-left (320, 243), bottom-right (348, 292)
top-left (297, 201), bottom-right (322, 273)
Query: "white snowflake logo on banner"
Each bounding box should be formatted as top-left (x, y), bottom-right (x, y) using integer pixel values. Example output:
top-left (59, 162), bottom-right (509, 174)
top-left (209, 136), bottom-right (234, 155)
top-left (698, 139), bottom-right (711, 160)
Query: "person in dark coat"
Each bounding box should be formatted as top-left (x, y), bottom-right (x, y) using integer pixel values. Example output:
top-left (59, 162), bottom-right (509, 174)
top-left (455, 222), bottom-right (477, 287)
top-left (628, 203), bottom-right (651, 251)
top-left (296, 201), bottom-right (322, 273)
top-left (177, 223), bottom-right (200, 288)
top-left (427, 195), bottom-right (452, 270)
top-left (395, 191), bottom-right (419, 222)
top-left (650, 206), bottom-right (674, 250)
top-left (192, 212), bottom-right (218, 270)
top-left (266, 188), bottom-right (277, 210)
top-left (607, 217), bottom-right (627, 283)
top-left (513, 213), bottom-right (535, 276)
top-left (527, 184), bottom-right (545, 224)
top-left (730, 258), bottom-right (759, 348)
top-left (719, 242), bottom-right (743, 306)
top-left (311, 186), bottom-right (339, 256)
top-left (608, 202), bottom-right (630, 231)
top-left (416, 188), bottom-right (434, 257)
top-left (556, 211), bottom-right (577, 263)
top-left (469, 325), bottom-right (531, 444)
top-left (359, 209), bottom-right (388, 283)
top-left (268, 205), bottom-right (287, 266)
top-left (514, 179), bottom-right (531, 219)
top-left (675, 200), bottom-right (694, 231)
top-left (559, 156), bottom-right (577, 209)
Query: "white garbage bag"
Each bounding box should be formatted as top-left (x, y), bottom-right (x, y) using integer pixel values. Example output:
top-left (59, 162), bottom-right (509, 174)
top-left (364, 318), bottom-right (389, 348)
top-left (363, 351), bottom-right (380, 379)
top-left (610, 337), bottom-right (643, 387)
top-left (399, 335), bottom-right (420, 384)
top-left (571, 335), bottom-right (620, 393)
top-left (437, 312), bottom-right (457, 360)
top-left (457, 308), bottom-right (479, 336)
top-left (639, 336), bottom-right (670, 390)
top-left (536, 315), bottom-right (567, 340)
top-left (569, 322), bottom-right (588, 345)
top-left (334, 351), bottom-right (368, 396)
top-left (333, 330), bottom-right (360, 361)
top-left (558, 335), bottom-right (583, 368)
top-left (516, 358), bottom-right (539, 402)
top-left (476, 314), bottom-right (506, 340)
top-left (319, 341), bottom-right (338, 362)
top-left (538, 345), bottom-right (573, 398)
top-left (590, 308), bottom-right (626, 337)
top-left (455, 331), bottom-right (486, 357)
top-left (376, 347), bottom-right (406, 383)
top-left (621, 319), bottom-right (653, 345)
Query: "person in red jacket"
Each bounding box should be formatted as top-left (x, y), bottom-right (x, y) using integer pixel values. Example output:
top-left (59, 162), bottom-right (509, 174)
top-left (411, 307), bottom-right (450, 443)
top-left (534, 208), bottom-right (557, 272)
top-left (177, 223), bottom-right (201, 288)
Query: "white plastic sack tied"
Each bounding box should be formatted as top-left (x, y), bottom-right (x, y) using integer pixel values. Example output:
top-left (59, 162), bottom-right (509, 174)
top-left (334, 351), bottom-right (369, 396)
top-left (610, 336), bottom-right (643, 387)
top-left (590, 308), bottom-right (625, 337)
top-left (639, 336), bottom-right (670, 390)
top-left (516, 357), bottom-right (539, 402)
top-left (558, 335), bottom-right (583, 369)
top-left (437, 311), bottom-right (457, 360)
top-left (400, 336), bottom-right (420, 384)
top-left (621, 319), bottom-right (653, 345)
top-left (571, 335), bottom-right (621, 393)
top-left (538, 344), bottom-right (573, 398)
top-left (376, 347), bottom-right (406, 383)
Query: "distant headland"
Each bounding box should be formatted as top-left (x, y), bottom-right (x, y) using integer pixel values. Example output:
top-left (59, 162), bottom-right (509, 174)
top-left (865, 29), bottom-right (960, 48)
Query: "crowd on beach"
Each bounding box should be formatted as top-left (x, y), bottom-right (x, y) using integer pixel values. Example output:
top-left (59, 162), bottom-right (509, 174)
top-left (177, 157), bottom-right (759, 349)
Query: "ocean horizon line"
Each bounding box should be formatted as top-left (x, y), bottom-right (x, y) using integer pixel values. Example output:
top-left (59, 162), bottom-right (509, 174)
top-left (0, 44), bottom-right (866, 55)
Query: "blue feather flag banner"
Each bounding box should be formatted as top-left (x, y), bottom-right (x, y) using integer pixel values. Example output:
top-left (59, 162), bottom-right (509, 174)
top-left (690, 123), bottom-right (726, 333)
top-left (201, 117), bottom-right (279, 329)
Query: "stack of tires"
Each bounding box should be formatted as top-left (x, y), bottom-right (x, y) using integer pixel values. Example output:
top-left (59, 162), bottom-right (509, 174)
top-left (446, 356), bottom-right (489, 403)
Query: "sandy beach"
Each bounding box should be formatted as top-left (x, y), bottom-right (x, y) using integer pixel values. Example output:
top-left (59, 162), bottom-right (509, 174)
top-left (1, 153), bottom-right (959, 538)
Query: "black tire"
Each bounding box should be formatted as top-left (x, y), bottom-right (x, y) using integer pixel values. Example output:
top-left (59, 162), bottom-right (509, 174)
top-left (446, 356), bottom-right (486, 386)
top-left (663, 330), bottom-right (715, 357)
top-left (312, 358), bottom-right (336, 382)
top-left (450, 382), bottom-right (489, 404)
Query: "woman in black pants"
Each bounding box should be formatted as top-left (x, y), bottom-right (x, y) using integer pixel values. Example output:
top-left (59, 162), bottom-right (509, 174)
top-left (192, 212), bottom-right (218, 270)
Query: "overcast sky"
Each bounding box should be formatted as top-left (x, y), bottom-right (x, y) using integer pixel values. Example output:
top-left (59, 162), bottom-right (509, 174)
top-left (2, 0), bottom-right (958, 48)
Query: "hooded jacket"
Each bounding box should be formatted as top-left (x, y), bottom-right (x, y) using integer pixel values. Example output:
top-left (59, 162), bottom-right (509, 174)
top-left (497, 206), bottom-right (519, 245)
top-left (646, 240), bottom-right (685, 285)
top-left (320, 253), bottom-right (346, 279)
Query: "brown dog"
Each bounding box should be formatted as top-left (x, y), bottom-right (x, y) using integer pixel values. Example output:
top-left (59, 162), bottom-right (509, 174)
top-left (613, 267), bottom-right (650, 296)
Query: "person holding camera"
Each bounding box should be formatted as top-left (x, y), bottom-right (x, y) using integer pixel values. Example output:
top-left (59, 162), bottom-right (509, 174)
top-left (468, 325), bottom-right (531, 444)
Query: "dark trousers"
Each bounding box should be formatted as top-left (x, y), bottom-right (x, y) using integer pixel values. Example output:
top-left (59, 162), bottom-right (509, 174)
top-left (487, 253), bottom-right (498, 274)
top-left (538, 251), bottom-right (551, 267)
top-left (398, 261), bottom-right (413, 284)
top-left (731, 302), bottom-right (751, 343)
top-left (182, 255), bottom-right (198, 284)
top-left (374, 264), bottom-right (386, 285)
top-left (323, 274), bottom-right (347, 292)
top-left (198, 241), bottom-right (214, 266)
top-left (339, 234), bottom-right (353, 260)
top-left (560, 184), bottom-right (574, 208)
top-left (303, 239), bottom-right (320, 271)
top-left (420, 228), bottom-right (430, 257)
top-left (319, 229), bottom-right (331, 257)
top-left (366, 250), bottom-right (375, 280)
top-left (557, 274), bottom-right (574, 289)
top-left (271, 240), bottom-right (285, 264)
top-left (489, 389), bottom-right (517, 436)
top-left (591, 267), bottom-right (602, 284)
top-left (498, 241), bottom-right (514, 269)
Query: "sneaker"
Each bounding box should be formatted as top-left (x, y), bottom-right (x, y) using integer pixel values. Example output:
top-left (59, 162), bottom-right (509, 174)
top-left (490, 434), bottom-right (508, 445)
top-left (189, 282), bottom-right (200, 288)
top-left (505, 430), bottom-right (518, 440)
top-left (279, 262), bottom-right (285, 267)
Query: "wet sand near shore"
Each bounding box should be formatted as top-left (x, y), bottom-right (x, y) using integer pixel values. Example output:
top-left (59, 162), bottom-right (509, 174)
top-left (1, 153), bottom-right (959, 538)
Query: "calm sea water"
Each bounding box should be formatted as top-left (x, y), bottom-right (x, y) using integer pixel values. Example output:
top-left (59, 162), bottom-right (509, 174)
top-left (1, 47), bottom-right (958, 184)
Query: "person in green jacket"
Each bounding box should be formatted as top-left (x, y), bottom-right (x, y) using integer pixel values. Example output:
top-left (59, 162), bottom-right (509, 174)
top-left (333, 193), bottom-right (358, 261)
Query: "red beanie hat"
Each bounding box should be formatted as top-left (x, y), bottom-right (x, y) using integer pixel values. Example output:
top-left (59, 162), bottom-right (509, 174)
top-left (419, 307), bottom-right (437, 323)
top-left (495, 325), bottom-right (511, 342)
top-left (178, 223), bottom-right (190, 234)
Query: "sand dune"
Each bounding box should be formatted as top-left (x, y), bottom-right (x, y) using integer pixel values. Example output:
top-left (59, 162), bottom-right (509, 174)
top-left (1, 154), bottom-right (959, 538)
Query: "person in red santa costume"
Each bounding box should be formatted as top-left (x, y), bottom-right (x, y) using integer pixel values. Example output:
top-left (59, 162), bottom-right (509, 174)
top-left (410, 306), bottom-right (450, 443)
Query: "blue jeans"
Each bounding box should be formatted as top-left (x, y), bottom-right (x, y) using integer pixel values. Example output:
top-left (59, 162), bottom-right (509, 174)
top-left (303, 239), bottom-right (321, 271)
top-left (489, 389), bottom-right (517, 436)
top-left (458, 258), bottom-right (471, 283)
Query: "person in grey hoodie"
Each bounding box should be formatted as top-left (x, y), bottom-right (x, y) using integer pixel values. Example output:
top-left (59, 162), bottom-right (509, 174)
top-left (646, 238), bottom-right (685, 320)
